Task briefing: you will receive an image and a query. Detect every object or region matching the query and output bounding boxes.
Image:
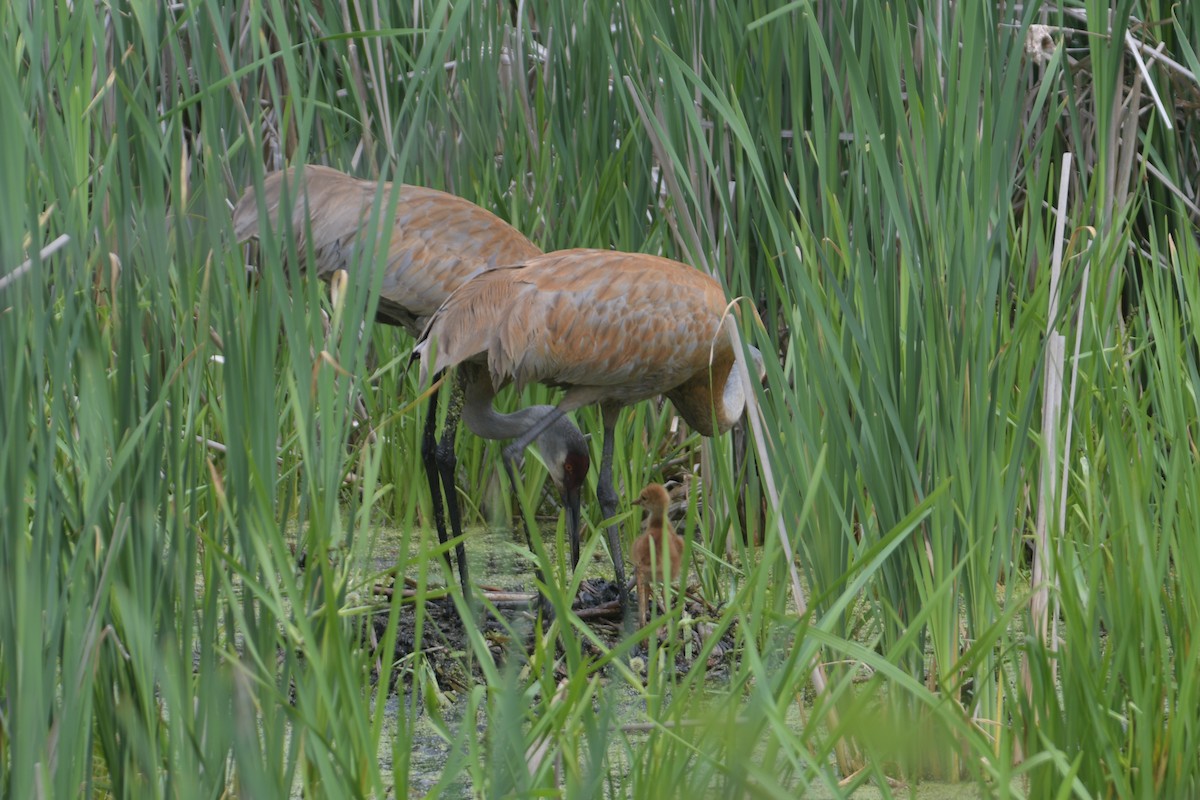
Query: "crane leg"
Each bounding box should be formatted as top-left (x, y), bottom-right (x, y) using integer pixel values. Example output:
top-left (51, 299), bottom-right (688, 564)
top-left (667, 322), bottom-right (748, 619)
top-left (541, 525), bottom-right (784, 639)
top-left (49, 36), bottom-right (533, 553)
top-left (440, 383), bottom-right (470, 594)
top-left (421, 382), bottom-right (471, 601)
top-left (596, 413), bottom-right (630, 616)
top-left (499, 450), bottom-right (552, 616)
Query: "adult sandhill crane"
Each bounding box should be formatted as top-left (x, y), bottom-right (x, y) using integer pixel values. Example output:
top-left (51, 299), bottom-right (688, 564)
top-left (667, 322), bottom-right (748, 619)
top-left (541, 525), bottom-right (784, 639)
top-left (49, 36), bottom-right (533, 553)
top-left (232, 164), bottom-right (590, 600)
top-left (414, 248), bottom-right (766, 615)
top-left (232, 164), bottom-right (541, 332)
top-left (631, 483), bottom-right (685, 627)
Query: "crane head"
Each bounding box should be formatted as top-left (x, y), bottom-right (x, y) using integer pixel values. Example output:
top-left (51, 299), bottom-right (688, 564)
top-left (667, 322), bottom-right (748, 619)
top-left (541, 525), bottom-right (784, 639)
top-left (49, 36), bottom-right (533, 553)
top-left (632, 483), bottom-right (671, 512)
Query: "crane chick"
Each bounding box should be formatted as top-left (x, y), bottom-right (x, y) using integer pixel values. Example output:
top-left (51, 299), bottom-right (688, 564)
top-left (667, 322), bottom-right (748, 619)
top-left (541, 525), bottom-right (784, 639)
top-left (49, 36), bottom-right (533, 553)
top-left (632, 483), bottom-right (686, 627)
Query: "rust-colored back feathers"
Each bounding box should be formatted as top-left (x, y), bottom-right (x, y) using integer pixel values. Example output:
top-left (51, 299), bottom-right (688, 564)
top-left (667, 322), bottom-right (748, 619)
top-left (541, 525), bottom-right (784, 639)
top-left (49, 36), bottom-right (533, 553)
top-left (233, 165), bottom-right (541, 335)
top-left (417, 248), bottom-right (745, 435)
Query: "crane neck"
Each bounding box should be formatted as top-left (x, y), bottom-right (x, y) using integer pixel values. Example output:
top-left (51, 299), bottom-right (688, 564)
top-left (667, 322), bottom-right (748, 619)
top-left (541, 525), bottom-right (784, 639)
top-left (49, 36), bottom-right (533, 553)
top-left (645, 509), bottom-right (672, 539)
top-left (459, 365), bottom-right (588, 492)
top-left (666, 341), bottom-right (763, 437)
top-left (462, 379), bottom-right (555, 441)
top-left (666, 352), bottom-right (738, 437)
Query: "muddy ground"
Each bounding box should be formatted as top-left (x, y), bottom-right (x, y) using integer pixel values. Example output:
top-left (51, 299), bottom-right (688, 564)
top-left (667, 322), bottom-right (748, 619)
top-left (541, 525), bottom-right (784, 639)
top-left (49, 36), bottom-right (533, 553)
top-left (352, 522), bottom-right (987, 799)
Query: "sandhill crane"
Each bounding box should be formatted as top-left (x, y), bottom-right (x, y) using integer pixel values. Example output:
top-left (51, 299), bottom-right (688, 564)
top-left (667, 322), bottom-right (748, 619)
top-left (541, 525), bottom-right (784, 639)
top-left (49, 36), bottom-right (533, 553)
top-left (232, 165), bottom-right (541, 332)
top-left (415, 248), bottom-right (766, 616)
top-left (631, 483), bottom-right (685, 627)
top-left (232, 164), bottom-right (589, 599)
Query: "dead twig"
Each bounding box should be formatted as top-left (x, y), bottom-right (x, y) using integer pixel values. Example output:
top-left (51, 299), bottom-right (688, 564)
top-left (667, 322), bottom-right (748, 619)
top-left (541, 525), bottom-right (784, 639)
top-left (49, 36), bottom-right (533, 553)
top-left (0, 234), bottom-right (71, 292)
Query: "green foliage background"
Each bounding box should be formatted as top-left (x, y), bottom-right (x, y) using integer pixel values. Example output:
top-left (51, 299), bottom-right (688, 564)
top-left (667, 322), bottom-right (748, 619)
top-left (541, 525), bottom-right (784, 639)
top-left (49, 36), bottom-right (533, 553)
top-left (2, 0), bottom-right (1198, 797)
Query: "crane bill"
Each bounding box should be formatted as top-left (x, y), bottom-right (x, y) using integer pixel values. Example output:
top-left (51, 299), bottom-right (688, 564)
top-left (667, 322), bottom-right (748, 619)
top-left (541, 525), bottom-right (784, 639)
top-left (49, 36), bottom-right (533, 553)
top-left (564, 483), bottom-right (583, 571)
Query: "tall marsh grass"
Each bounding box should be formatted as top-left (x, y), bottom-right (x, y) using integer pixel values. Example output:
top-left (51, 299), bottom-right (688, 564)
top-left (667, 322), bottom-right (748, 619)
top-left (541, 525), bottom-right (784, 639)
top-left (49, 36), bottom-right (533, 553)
top-left (2, 0), bottom-right (1199, 797)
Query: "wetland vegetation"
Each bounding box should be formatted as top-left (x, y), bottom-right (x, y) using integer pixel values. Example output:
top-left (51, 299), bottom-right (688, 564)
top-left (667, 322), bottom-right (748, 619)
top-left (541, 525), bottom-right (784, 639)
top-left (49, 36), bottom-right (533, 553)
top-left (3, 1), bottom-right (1200, 797)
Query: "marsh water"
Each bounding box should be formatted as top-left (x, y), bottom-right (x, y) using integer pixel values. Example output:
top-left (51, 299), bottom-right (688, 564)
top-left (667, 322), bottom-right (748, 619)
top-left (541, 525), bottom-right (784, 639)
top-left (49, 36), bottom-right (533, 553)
top-left (357, 521), bottom-right (986, 798)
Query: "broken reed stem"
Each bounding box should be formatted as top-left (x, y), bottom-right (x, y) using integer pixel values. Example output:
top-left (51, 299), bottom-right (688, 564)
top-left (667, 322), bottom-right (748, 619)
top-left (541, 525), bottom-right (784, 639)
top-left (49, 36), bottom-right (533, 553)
top-left (624, 73), bottom-right (851, 772)
top-left (1023, 152), bottom-right (1073, 707)
top-left (0, 233), bottom-right (71, 292)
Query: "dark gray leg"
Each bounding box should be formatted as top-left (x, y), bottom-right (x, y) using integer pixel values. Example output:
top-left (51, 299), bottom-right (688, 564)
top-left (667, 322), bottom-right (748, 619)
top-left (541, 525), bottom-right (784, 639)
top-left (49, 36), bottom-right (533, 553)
top-left (732, 416), bottom-right (750, 542)
top-left (597, 407), bottom-right (630, 615)
top-left (499, 448), bottom-right (552, 616)
top-left (437, 383), bottom-right (470, 597)
top-left (420, 380), bottom-right (470, 599)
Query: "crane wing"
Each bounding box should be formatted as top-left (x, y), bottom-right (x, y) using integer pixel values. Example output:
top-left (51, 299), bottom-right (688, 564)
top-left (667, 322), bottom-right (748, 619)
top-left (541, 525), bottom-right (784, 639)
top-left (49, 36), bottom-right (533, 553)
top-left (233, 165), bottom-right (540, 335)
top-left (417, 248), bottom-right (739, 414)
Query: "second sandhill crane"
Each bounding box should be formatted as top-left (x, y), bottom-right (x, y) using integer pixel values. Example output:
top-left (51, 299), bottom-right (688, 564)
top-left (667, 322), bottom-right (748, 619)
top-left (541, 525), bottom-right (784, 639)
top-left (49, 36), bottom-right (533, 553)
top-left (415, 248), bottom-right (765, 615)
top-left (632, 483), bottom-right (686, 626)
top-left (232, 165), bottom-right (590, 599)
